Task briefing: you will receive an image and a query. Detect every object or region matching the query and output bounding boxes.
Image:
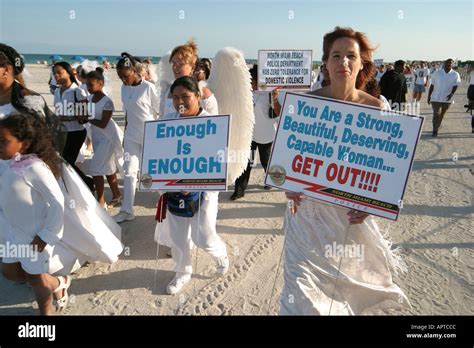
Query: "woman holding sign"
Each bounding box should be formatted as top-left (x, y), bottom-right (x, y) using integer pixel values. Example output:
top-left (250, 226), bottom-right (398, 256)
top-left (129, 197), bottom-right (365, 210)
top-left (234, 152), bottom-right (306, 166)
top-left (154, 76), bottom-right (229, 295)
top-left (280, 27), bottom-right (410, 315)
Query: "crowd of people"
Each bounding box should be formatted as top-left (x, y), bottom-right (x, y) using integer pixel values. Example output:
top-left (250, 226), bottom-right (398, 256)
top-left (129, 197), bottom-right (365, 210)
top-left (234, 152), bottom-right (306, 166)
top-left (0, 25), bottom-right (471, 315)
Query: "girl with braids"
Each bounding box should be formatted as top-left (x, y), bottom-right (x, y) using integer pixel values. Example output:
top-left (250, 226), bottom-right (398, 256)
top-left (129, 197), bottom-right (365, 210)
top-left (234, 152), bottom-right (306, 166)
top-left (53, 61), bottom-right (95, 191)
top-left (280, 27), bottom-right (409, 315)
top-left (113, 52), bottom-right (159, 223)
top-left (0, 113), bottom-right (123, 315)
top-left (85, 67), bottom-right (123, 209)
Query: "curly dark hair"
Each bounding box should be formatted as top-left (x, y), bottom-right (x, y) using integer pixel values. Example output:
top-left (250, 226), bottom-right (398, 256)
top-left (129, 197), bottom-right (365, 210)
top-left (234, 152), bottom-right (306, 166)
top-left (0, 113), bottom-right (62, 178)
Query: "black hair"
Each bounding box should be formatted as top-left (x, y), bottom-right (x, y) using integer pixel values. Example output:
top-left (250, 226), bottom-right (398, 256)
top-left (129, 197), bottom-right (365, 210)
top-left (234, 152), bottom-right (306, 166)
top-left (0, 43), bottom-right (25, 75)
top-left (249, 65), bottom-right (258, 80)
top-left (195, 59), bottom-right (211, 80)
top-left (170, 75), bottom-right (200, 95)
top-left (394, 60), bottom-right (405, 68)
top-left (0, 112), bottom-right (61, 178)
top-left (116, 52), bottom-right (141, 70)
top-left (76, 65), bottom-right (87, 79)
top-left (53, 61), bottom-right (79, 85)
top-left (86, 67), bottom-right (105, 82)
top-left (0, 43), bottom-right (54, 119)
top-left (200, 58), bottom-right (212, 69)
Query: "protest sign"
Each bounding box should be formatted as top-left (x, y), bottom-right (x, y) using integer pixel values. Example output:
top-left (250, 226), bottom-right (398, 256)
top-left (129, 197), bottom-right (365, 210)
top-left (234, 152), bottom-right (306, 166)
top-left (374, 58), bottom-right (384, 66)
top-left (139, 114), bottom-right (230, 191)
top-left (258, 50), bottom-right (312, 91)
top-left (265, 93), bottom-right (424, 220)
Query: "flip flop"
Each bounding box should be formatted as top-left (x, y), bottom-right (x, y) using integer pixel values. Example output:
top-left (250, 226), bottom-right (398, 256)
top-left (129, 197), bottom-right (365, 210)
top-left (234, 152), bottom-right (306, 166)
top-left (53, 276), bottom-right (72, 311)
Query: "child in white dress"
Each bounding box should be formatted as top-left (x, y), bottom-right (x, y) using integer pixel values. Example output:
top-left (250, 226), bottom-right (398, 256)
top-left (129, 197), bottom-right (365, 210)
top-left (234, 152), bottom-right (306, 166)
top-left (0, 113), bottom-right (123, 315)
top-left (85, 67), bottom-right (123, 209)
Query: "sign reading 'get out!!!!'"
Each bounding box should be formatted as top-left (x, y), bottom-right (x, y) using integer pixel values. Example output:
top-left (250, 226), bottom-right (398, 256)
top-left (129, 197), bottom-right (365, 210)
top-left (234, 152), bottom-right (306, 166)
top-left (265, 93), bottom-right (424, 220)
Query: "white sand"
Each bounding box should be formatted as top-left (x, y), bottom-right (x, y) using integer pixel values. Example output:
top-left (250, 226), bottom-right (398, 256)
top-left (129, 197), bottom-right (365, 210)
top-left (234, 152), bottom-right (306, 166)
top-left (0, 64), bottom-right (472, 315)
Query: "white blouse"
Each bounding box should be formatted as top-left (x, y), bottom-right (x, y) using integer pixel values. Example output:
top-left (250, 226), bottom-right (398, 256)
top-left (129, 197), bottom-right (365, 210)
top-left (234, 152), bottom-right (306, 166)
top-left (54, 82), bottom-right (88, 132)
top-left (121, 79), bottom-right (160, 144)
top-left (0, 156), bottom-right (64, 247)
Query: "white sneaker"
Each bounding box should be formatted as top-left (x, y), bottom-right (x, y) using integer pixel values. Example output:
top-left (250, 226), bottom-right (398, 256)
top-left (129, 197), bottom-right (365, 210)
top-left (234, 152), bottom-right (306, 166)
top-left (113, 211), bottom-right (135, 223)
top-left (215, 255), bottom-right (229, 276)
top-left (166, 273), bottom-right (191, 295)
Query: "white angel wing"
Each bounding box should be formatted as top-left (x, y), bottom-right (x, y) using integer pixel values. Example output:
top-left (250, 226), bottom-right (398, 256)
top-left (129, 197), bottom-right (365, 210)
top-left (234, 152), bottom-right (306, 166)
top-left (207, 47), bottom-right (255, 184)
top-left (156, 51), bottom-right (175, 116)
top-left (147, 63), bottom-right (158, 84)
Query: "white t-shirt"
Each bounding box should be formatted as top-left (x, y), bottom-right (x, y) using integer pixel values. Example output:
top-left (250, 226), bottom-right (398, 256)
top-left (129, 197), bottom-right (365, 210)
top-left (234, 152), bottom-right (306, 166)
top-left (88, 95), bottom-right (116, 139)
top-left (469, 70), bottom-right (474, 85)
top-left (430, 69), bottom-right (461, 103)
top-left (121, 79), bottom-right (160, 144)
top-left (0, 103), bottom-right (16, 119)
top-left (79, 82), bottom-right (90, 97)
top-left (252, 91), bottom-right (280, 144)
top-left (54, 82), bottom-right (88, 132)
top-left (414, 67), bottom-right (430, 85)
top-left (375, 70), bottom-right (385, 83)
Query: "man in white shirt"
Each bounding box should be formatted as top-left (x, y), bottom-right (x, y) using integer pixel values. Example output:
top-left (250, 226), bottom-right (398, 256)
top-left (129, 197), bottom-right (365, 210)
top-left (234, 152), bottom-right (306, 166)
top-left (427, 59), bottom-right (461, 136)
top-left (375, 64), bottom-right (385, 83)
top-left (413, 61), bottom-right (430, 101)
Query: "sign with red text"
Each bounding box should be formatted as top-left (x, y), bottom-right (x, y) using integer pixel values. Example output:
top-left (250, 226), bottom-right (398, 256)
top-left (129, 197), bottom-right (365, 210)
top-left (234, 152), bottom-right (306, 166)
top-left (265, 93), bottom-right (424, 220)
top-left (258, 50), bottom-right (312, 91)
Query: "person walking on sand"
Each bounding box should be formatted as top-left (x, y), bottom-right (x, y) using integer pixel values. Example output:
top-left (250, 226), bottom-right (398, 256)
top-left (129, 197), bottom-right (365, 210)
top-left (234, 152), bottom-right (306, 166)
top-left (427, 58), bottom-right (461, 137)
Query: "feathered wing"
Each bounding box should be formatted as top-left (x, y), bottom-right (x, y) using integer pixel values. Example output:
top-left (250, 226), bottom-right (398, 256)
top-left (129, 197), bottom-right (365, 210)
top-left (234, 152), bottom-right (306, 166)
top-left (208, 47), bottom-right (255, 184)
top-left (156, 51), bottom-right (175, 116)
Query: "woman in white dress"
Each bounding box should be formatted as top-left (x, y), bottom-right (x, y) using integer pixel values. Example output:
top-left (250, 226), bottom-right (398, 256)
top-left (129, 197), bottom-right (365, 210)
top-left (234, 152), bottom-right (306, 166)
top-left (154, 76), bottom-right (229, 295)
top-left (280, 27), bottom-right (410, 315)
top-left (0, 113), bottom-right (123, 315)
top-left (85, 67), bottom-right (123, 209)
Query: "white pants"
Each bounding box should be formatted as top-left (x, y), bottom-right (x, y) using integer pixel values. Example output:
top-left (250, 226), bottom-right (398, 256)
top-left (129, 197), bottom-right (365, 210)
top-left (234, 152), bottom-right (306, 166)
top-left (155, 191), bottom-right (227, 274)
top-left (121, 139), bottom-right (142, 215)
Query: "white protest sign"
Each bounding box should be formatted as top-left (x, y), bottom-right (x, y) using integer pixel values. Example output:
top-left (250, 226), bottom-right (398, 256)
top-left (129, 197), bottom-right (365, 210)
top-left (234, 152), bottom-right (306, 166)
top-left (265, 93), bottom-right (424, 220)
top-left (374, 58), bottom-right (384, 66)
top-left (139, 114), bottom-right (230, 191)
top-left (258, 50), bottom-right (312, 91)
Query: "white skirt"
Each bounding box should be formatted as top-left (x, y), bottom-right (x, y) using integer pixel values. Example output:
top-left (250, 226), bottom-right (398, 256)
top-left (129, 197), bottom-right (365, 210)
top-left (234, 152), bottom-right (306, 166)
top-left (280, 198), bottom-right (410, 315)
top-left (88, 136), bottom-right (118, 176)
top-left (85, 121), bottom-right (124, 177)
top-left (1, 162), bottom-right (123, 275)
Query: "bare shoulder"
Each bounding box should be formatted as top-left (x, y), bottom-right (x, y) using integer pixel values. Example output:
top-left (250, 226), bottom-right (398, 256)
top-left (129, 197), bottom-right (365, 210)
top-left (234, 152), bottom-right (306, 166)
top-left (357, 90), bottom-right (385, 108)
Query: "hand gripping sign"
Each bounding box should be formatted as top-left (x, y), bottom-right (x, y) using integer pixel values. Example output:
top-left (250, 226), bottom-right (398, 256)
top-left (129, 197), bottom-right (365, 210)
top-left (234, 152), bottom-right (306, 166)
top-left (139, 114), bottom-right (231, 192)
top-left (265, 93), bottom-right (424, 220)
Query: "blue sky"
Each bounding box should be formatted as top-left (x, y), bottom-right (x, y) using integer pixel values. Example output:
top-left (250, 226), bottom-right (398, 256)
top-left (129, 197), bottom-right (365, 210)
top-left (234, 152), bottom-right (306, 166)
top-left (0, 0), bottom-right (472, 61)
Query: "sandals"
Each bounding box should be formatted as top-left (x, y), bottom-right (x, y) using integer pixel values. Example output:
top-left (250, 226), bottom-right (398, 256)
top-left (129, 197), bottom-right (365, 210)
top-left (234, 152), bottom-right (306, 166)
top-left (107, 196), bottom-right (122, 208)
top-left (53, 276), bottom-right (72, 311)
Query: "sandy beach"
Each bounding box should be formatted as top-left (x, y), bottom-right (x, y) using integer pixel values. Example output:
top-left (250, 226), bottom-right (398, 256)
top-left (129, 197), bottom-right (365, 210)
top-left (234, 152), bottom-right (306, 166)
top-left (0, 64), bottom-right (472, 316)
